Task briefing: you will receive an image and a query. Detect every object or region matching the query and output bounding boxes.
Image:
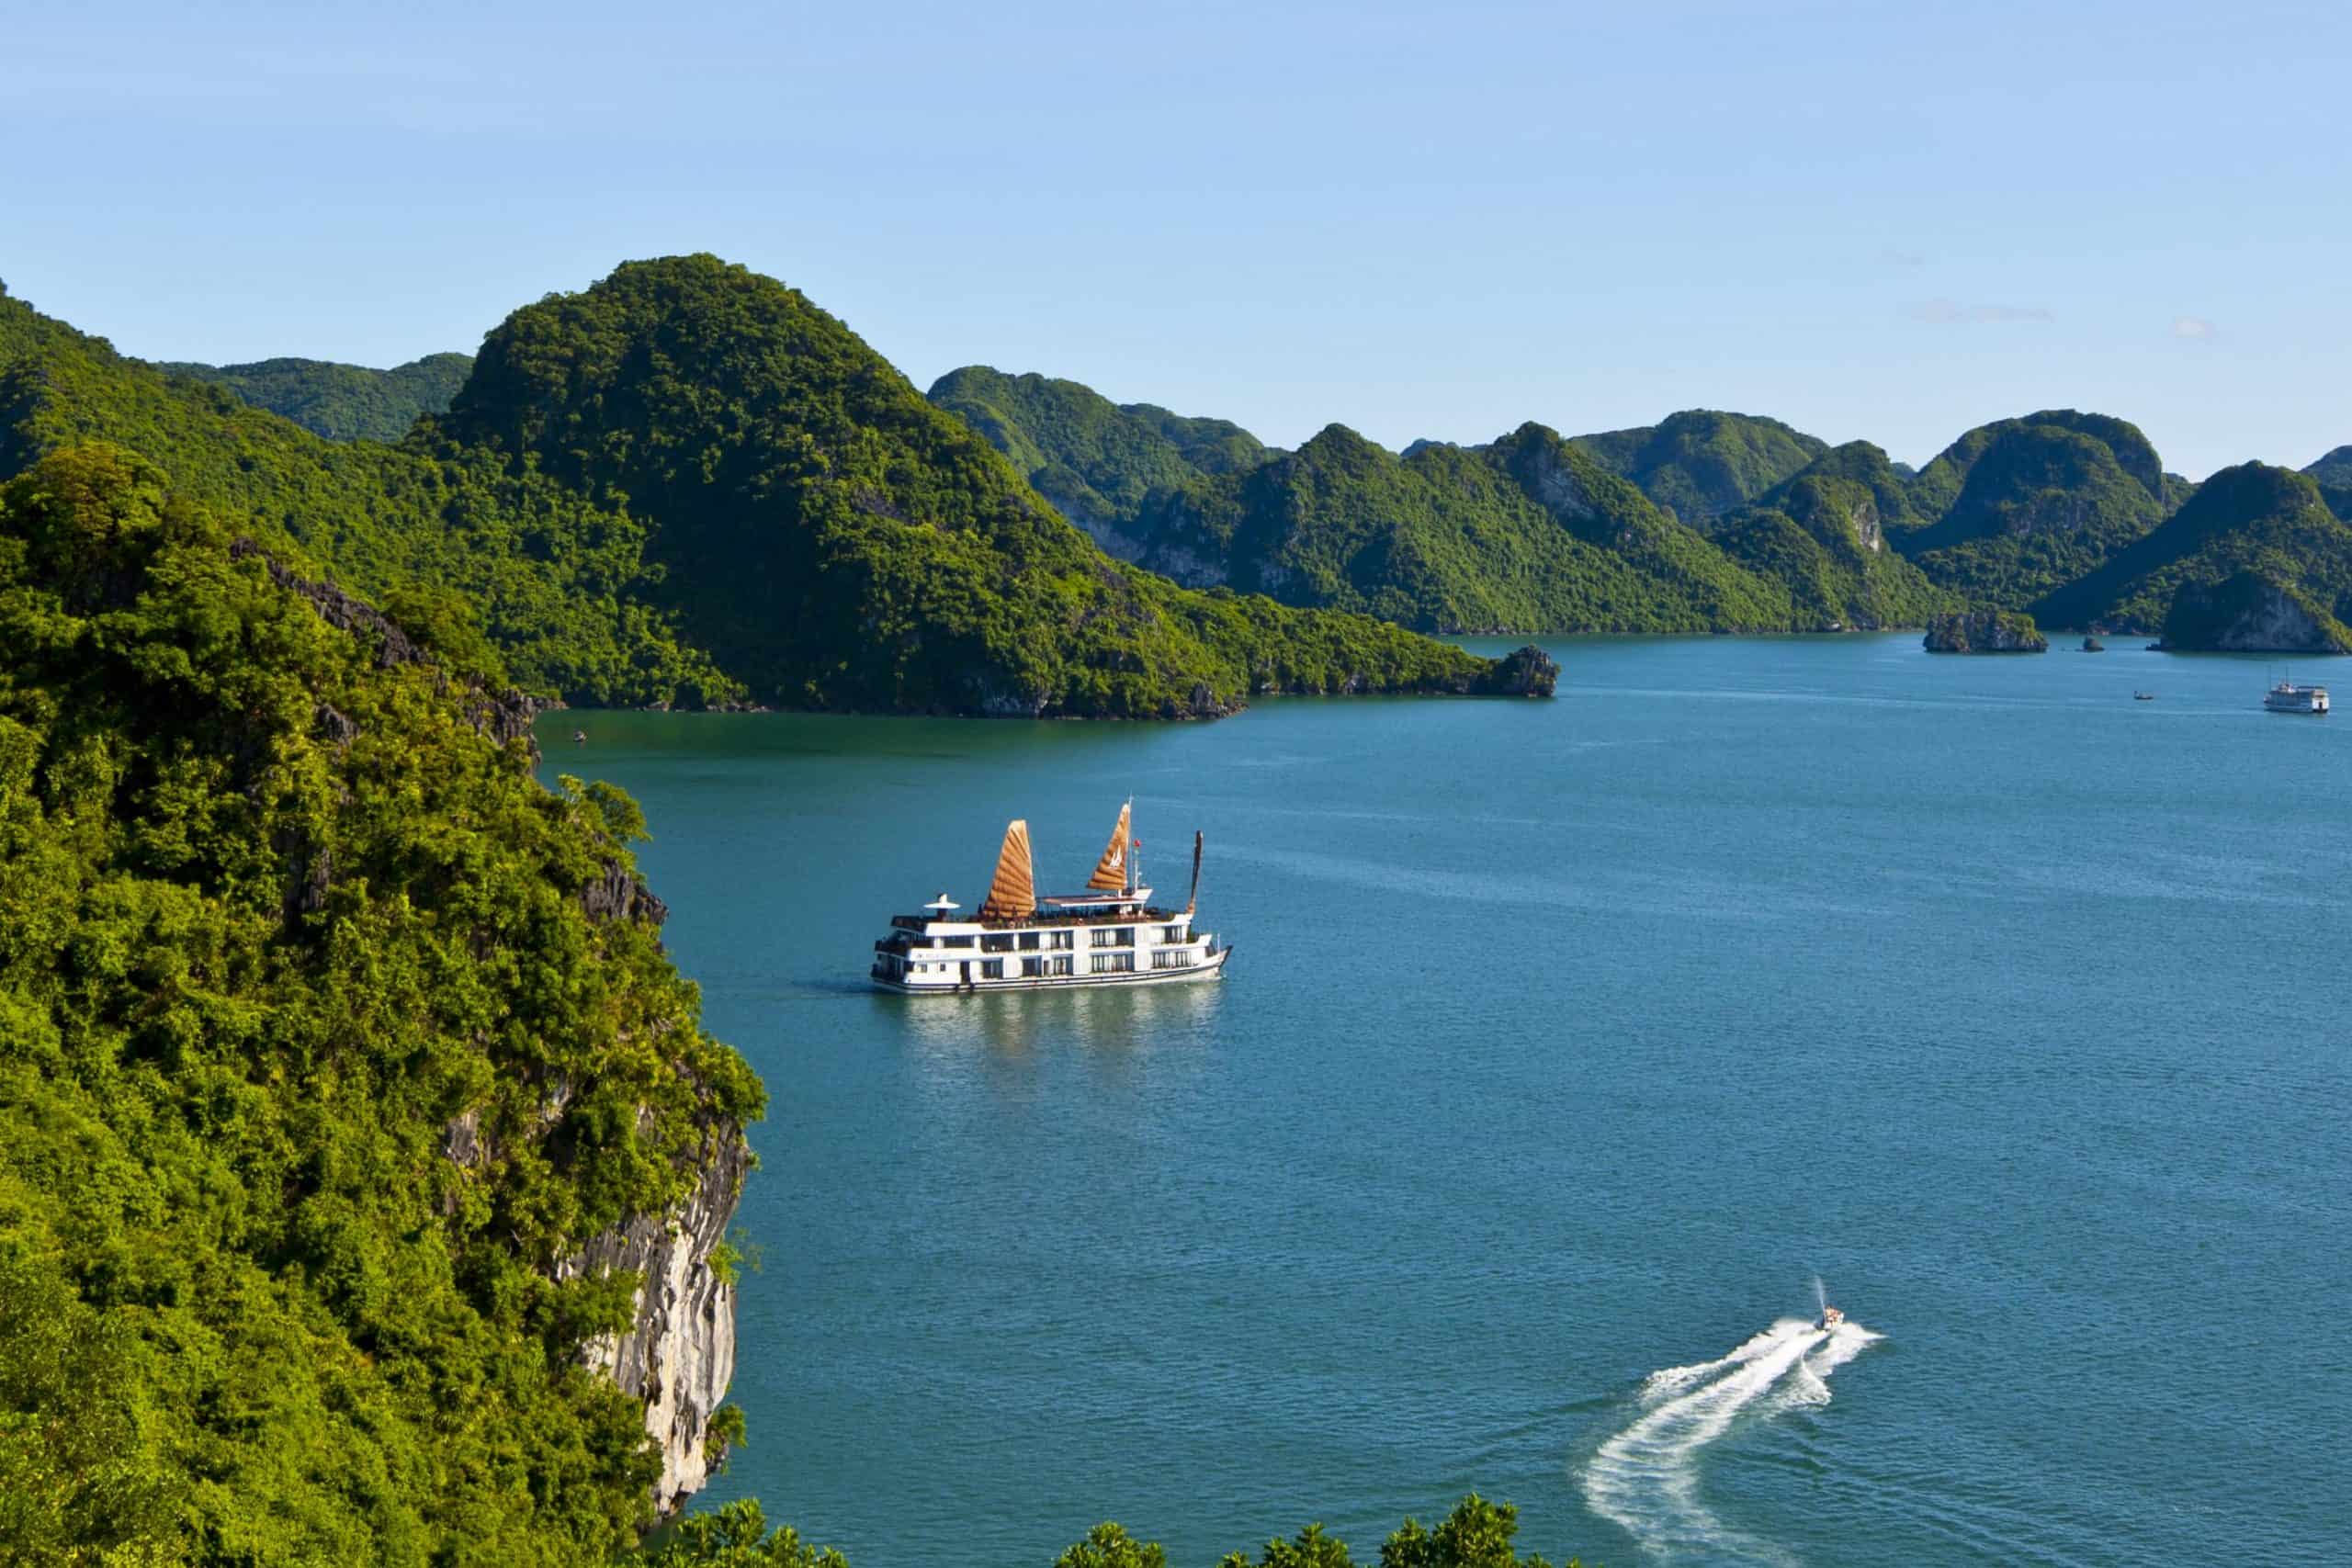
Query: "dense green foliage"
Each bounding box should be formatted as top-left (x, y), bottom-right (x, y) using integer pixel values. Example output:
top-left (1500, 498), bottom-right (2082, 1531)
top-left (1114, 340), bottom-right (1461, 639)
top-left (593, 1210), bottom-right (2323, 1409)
top-left (1119, 402), bottom-right (1272, 478)
top-left (2032, 461), bottom-right (2352, 641)
top-left (645, 1501), bottom-right (851, 1567)
top-left (1713, 471), bottom-right (1953, 630)
top-left (2161, 569), bottom-right (2352, 653)
top-left (1122, 419), bottom-right (1942, 634)
top-left (0, 288), bottom-right (736, 708)
top-left (649, 1495), bottom-right (1578, 1568)
top-left (1566, 410), bottom-right (1826, 528)
top-left (2301, 445), bottom-right (2352, 489)
top-left (928, 367), bottom-right (1270, 536)
top-left (1764, 441), bottom-right (1934, 537)
top-left (1897, 412), bottom-right (2166, 606)
top-left (0, 445), bottom-right (762, 1563)
top-left (443, 257), bottom-right (1504, 715)
top-left (154, 354), bottom-right (474, 443)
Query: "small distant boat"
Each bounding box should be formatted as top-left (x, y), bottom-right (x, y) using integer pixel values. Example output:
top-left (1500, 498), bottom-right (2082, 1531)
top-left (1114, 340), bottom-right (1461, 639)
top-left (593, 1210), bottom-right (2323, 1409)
top-left (2133, 691), bottom-right (2154, 702)
top-left (1817, 1304), bottom-right (1845, 1331)
top-left (2264, 676), bottom-right (2330, 716)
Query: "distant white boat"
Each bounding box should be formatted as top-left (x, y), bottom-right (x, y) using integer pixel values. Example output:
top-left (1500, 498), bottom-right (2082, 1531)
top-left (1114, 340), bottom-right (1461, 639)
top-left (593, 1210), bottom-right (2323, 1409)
top-left (2264, 676), bottom-right (2329, 716)
top-left (869, 803), bottom-right (1232, 993)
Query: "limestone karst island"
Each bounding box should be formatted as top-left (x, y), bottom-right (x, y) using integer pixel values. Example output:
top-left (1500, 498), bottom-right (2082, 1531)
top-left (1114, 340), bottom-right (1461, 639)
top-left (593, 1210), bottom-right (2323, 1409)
top-left (5, 5), bottom-right (2349, 1567)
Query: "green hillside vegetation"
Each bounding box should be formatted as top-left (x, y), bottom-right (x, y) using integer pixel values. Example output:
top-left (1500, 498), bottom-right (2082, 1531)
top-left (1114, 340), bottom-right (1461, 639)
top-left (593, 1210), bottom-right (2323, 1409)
top-left (0, 444), bottom-right (761, 1564)
top-left (1123, 419), bottom-right (1943, 634)
top-left (2031, 461), bottom-right (2352, 639)
top-left (1713, 470), bottom-right (1954, 629)
top-left (1119, 402), bottom-right (1272, 477)
top-left (2162, 570), bottom-right (2352, 654)
top-left (2302, 445), bottom-right (2352, 488)
top-left (925, 367), bottom-right (1270, 539)
top-left (0, 286), bottom-right (735, 708)
top-left (1770, 441), bottom-right (1934, 538)
top-left (156, 352), bottom-right (474, 442)
top-left (445, 258), bottom-right (1510, 716)
top-left (1896, 412), bottom-right (2168, 607)
top-left (1567, 409), bottom-right (1826, 527)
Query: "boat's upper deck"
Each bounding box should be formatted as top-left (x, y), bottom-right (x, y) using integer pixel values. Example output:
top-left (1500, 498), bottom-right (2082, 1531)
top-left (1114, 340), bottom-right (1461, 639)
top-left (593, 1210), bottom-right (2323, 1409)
top-left (890, 898), bottom-right (1180, 934)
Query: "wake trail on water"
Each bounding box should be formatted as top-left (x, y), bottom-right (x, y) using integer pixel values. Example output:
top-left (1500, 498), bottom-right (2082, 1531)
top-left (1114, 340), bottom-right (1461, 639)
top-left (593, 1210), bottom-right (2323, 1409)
top-left (1582, 1316), bottom-right (1881, 1565)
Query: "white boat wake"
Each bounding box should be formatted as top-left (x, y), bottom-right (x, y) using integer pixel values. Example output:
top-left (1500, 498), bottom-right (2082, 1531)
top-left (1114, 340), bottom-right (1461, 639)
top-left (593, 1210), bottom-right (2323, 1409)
top-left (1581, 1315), bottom-right (1881, 1565)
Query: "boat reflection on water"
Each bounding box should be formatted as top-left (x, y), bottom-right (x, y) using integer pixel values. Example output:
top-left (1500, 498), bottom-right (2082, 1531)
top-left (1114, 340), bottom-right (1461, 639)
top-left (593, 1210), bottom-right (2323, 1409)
top-left (892, 968), bottom-right (1225, 1061)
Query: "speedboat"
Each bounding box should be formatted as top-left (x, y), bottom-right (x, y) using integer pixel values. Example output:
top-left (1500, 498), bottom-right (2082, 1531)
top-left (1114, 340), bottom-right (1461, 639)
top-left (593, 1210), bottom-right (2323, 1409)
top-left (2133, 691), bottom-right (2154, 702)
top-left (1817, 1305), bottom-right (1845, 1331)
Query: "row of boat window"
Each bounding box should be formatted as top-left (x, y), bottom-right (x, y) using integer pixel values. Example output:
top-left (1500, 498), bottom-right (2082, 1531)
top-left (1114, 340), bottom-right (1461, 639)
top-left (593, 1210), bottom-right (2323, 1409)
top-left (899, 948), bottom-right (1203, 981)
top-left (933, 924), bottom-right (1189, 953)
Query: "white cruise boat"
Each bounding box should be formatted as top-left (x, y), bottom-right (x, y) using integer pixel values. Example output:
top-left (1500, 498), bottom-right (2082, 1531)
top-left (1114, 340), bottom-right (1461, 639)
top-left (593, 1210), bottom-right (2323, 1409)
top-left (869, 804), bottom-right (1232, 994)
top-left (2264, 677), bottom-right (2330, 715)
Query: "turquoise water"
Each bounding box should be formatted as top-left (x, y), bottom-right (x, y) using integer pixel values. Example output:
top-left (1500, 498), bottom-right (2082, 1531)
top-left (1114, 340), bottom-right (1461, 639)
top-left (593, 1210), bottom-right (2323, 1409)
top-left (540, 637), bottom-right (2352, 1567)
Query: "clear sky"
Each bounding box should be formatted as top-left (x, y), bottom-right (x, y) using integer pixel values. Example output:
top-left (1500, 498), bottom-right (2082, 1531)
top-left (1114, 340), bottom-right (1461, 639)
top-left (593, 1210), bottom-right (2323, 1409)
top-left (5, 0), bottom-right (2347, 477)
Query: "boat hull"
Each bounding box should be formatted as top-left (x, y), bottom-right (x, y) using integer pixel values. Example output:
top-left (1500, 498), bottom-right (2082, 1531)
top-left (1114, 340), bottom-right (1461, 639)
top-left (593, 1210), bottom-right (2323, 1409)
top-left (871, 945), bottom-right (1233, 995)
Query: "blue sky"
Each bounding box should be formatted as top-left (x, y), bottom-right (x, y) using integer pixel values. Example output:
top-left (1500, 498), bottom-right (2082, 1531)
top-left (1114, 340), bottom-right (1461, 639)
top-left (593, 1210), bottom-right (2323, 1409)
top-left (5, 0), bottom-right (2347, 477)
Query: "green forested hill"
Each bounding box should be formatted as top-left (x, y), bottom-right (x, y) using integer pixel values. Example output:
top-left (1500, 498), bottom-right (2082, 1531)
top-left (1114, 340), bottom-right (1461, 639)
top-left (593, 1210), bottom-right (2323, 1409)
top-left (1566, 409), bottom-right (1828, 527)
top-left (1119, 400), bottom-right (1271, 475)
top-left (925, 366), bottom-right (1270, 542)
top-left (6, 272), bottom-right (1510, 717)
top-left (155, 352), bottom-right (474, 442)
top-left (443, 257), bottom-right (1511, 715)
top-left (2302, 446), bottom-right (2352, 488)
top-left (0, 444), bottom-right (762, 1563)
top-left (1713, 462), bottom-right (1954, 630)
top-left (1121, 418), bottom-right (1943, 633)
top-left (2030, 461), bottom-right (2352, 643)
top-left (1895, 412), bottom-right (2169, 607)
top-left (0, 288), bottom-right (734, 708)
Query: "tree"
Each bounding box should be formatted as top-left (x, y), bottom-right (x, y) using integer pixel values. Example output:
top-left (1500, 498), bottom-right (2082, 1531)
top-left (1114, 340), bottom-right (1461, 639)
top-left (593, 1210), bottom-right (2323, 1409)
top-left (644, 1501), bottom-right (849, 1567)
top-left (1379, 1495), bottom-right (1565, 1568)
top-left (1053, 1522), bottom-right (1169, 1568)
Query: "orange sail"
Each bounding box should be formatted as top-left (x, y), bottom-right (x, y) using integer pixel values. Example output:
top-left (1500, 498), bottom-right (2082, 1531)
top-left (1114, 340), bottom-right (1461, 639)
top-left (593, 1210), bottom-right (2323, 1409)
top-left (1085, 802), bottom-right (1132, 893)
top-left (978, 818), bottom-right (1036, 919)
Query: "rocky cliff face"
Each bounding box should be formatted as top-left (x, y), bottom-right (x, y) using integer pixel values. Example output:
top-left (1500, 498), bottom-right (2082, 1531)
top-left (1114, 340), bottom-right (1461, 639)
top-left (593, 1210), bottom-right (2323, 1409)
top-left (1924, 610), bottom-right (2049, 652)
top-left (2161, 571), bottom-right (2352, 653)
top-left (1481, 644), bottom-right (1561, 695)
top-left (558, 1129), bottom-right (751, 1514)
top-left (444, 853), bottom-right (750, 1518)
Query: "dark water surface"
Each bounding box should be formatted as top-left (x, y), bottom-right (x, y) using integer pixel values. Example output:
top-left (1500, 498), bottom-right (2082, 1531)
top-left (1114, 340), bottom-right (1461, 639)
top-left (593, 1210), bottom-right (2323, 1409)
top-left (539, 637), bottom-right (2351, 1568)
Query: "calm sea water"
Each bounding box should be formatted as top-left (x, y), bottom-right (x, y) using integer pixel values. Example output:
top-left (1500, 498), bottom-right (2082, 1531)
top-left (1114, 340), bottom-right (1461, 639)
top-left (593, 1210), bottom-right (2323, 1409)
top-left (539, 637), bottom-right (2352, 1568)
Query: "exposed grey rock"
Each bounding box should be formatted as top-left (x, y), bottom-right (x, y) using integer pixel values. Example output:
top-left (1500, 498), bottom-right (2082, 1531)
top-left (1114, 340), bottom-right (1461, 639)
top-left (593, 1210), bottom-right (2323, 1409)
top-left (582, 858), bottom-right (671, 927)
top-left (2161, 570), bottom-right (2352, 653)
top-left (557, 1130), bottom-right (752, 1515)
top-left (1484, 644), bottom-right (1561, 696)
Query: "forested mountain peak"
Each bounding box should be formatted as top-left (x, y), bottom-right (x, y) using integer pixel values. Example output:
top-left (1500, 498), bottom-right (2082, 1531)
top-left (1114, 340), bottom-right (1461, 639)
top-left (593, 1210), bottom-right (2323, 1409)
top-left (1566, 408), bottom-right (1829, 527)
top-left (1894, 410), bottom-right (2169, 608)
top-left (445, 254), bottom-right (1510, 712)
top-left (2301, 444), bottom-right (2352, 487)
top-left (155, 352), bottom-right (473, 442)
top-left (924, 364), bottom-right (1269, 539)
top-left (2030, 459), bottom-right (2352, 640)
